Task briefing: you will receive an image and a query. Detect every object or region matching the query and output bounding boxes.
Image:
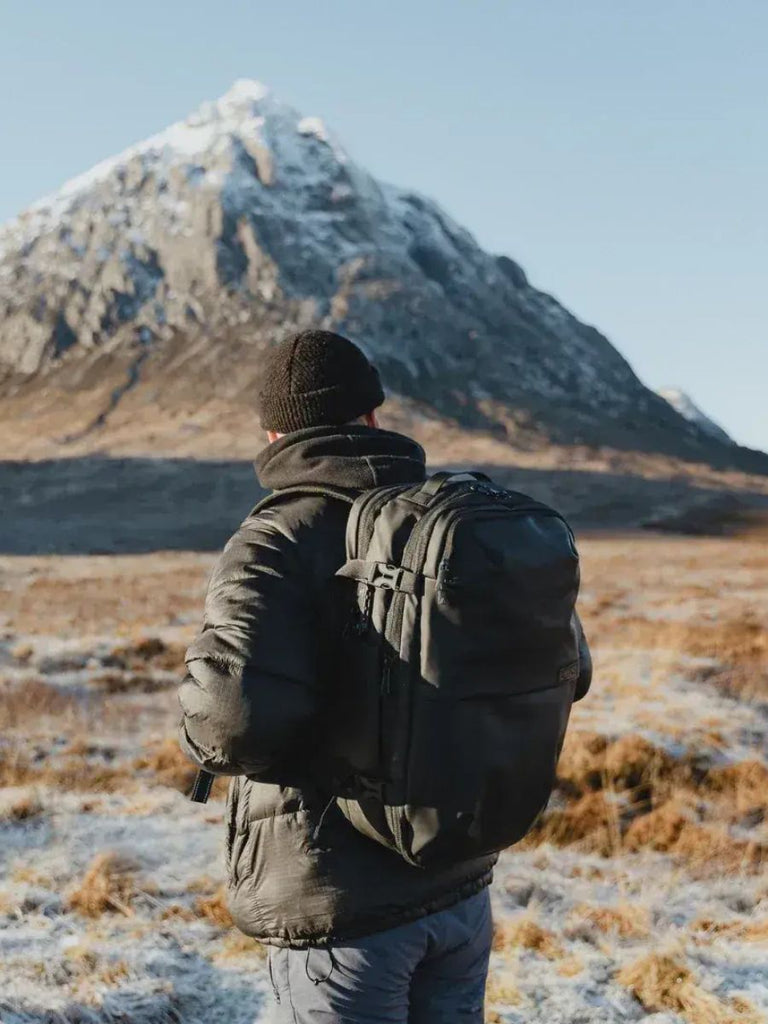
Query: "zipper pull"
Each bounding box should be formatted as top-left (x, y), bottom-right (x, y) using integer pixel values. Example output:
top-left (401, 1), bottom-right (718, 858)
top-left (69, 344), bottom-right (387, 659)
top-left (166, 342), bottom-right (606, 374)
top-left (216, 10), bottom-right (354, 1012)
top-left (345, 584), bottom-right (373, 637)
top-left (381, 651), bottom-right (393, 694)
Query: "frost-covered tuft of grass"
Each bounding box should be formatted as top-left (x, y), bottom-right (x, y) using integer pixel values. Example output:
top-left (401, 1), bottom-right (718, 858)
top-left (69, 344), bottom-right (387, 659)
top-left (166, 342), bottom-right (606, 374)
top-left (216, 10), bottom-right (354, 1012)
top-left (66, 851), bottom-right (139, 918)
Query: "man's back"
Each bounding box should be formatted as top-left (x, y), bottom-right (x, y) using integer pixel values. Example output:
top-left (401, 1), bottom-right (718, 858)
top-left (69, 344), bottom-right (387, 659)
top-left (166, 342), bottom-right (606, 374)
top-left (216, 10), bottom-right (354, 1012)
top-left (178, 423), bottom-right (496, 948)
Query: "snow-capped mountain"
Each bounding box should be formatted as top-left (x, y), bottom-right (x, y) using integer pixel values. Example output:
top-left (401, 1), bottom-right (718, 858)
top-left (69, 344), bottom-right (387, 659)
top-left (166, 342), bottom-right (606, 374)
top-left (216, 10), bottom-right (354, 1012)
top-left (0, 80), bottom-right (752, 461)
top-left (658, 388), bottom-right (734, 445)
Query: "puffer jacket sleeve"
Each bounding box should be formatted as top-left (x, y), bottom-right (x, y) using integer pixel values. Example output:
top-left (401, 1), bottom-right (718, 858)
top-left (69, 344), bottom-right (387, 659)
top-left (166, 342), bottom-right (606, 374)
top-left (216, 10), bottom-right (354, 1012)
top-left (573, 611), bottom-right (592, 702)
top-left (177, 514), bottom-right (320, 779)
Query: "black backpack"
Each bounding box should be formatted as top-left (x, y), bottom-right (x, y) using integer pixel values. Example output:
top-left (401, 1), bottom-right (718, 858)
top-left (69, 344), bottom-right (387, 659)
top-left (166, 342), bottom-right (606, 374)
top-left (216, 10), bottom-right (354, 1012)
top-left (192, 470), bottom-right (584, 870)
top-left (325, 470), bottom-right (582, 868)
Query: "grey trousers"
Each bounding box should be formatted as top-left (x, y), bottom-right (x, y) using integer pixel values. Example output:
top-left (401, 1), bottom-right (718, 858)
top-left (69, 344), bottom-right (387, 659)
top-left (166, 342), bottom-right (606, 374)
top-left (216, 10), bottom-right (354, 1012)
top-left (266, 888), bottom-right (493, 1023)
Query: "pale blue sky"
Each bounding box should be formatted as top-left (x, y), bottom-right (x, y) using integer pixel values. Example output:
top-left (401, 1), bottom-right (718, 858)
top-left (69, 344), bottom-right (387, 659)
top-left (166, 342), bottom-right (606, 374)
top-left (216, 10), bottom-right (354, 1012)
top-left (2, 1), bottom-right (766, 450)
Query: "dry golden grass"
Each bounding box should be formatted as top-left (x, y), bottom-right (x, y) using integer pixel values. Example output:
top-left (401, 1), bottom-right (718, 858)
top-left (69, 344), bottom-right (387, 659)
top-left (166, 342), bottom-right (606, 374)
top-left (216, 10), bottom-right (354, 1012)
top-left (0, 747), bottom-right (43, 788)
top-left (212, 930), bottom-right (267, 961)
top-left (0, 890), bottom-right (20, 915)
top-left (10, 642), bottom-right (34, 663)
top-left (158, 902), bottom-right (197, 921)
top-left (690, 916), bottom-right (768, 943)
top-left (485, 970), bottom-right (522, 1011)
top-left (556, 955), bottom-right (585, 977)
top-left (567, 902), bottom-right (651, 939)
top-left (588, 612), bottom-right (768, 699)
top-left (63, 737), bottom-right (116, 759)
top-left (623, 802), bottom-right (766, 872)
top-left (526, 724), bottom-right (768, 871)
top-left (701, 665), bottom-right (768, 703)
top-left (618, 952), bottom-right (763, 1023)
top-left (62, 943), bottom-right (131, 986)
top-left (79, 799), bottom-right (104, 813)
top-left (523, 792), bottom-right (618, 856)
top-left (0, 745), bottom-right (132, 793)
top-left (12, 864), bottom-right (53, 886)
top-left (66, 852), bottom-right (137, 918)
top-left (0, 678), bottom-right (81, 730)
top-left (134, 737), bottom-right (198, 793)
top-left (133, 737), bottom-right (228, 798)
top-left (526, 785), bottom-right (767, 873)
top-left (194, 884), bottom-right (234, 928)
top-left (5, 558), bottom-right (209, 636)
top-left (595, 613), bottom-right (765, 664)
top-left (0, 790), bottom-right (45, 822)
top-left (556, 732), bottom-right (691, 802)
top-left (89, 672), bottom-right (172, 694)
top-left (187, 875), bottom-right (217, 893)
top-left (582, 587), bottom-right (630, 618)
top-left (493, 915), bottom-right (563, 960)
top-left (706, 760), bottom-right (768, 817)
top-left (529, 789), bottom-right (767, 872)
top-left (104, 636), bottom-right (187, 674)
top-left (561, 724), bottom-right (768, 819)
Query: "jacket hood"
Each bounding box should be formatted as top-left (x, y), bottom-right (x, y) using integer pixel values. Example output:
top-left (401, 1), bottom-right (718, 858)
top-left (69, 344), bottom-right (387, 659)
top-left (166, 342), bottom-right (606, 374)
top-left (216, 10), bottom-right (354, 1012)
top-left (255, 424), bottom-right (427, 492)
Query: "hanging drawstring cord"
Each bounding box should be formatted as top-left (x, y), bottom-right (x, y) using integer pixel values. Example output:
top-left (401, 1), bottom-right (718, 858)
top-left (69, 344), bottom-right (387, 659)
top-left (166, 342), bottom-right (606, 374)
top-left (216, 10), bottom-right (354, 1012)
top-left (305, 947), bottom-right (337, 985)
top-left (311, 794), bottom-right (336, 844)
top-left (267, 949), bottom-right (280, 1003)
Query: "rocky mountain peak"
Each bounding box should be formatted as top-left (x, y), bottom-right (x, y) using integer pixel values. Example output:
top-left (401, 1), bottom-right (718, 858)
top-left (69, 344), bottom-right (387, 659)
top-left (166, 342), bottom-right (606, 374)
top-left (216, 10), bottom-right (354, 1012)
top-left (0, 81), bottom-right (762, 469)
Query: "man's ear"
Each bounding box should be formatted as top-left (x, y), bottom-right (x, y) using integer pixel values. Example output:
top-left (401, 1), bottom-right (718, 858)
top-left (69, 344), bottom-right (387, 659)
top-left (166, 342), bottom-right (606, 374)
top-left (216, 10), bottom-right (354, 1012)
top-left (363, 410), bottom-right (379, 428)
top-left (267, 430), bottom-right (282, 443)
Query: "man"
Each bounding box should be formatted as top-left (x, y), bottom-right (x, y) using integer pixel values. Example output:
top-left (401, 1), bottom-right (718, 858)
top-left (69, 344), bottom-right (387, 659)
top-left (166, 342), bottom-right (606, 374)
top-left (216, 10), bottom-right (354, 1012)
top-left (178, 329), bottom-right (591, 1022)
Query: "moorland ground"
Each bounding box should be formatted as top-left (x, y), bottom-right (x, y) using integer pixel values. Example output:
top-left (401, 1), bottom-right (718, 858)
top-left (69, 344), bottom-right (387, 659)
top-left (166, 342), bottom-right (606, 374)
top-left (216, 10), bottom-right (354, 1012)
top-left (0, 532), bottom-right (766, 1023)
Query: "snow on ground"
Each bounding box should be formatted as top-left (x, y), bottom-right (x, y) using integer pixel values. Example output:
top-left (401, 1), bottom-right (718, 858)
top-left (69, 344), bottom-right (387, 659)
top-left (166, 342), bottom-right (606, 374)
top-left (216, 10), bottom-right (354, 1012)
top-left (0, 534), bottom-right (766, 1022)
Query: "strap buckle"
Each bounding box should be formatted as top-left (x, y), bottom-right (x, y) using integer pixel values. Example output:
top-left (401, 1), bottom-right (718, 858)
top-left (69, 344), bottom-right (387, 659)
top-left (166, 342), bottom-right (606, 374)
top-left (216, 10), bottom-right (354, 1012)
top-left (372, 563), bottom-right (403, 590)
top-left (336, 559), bottom-right (425, 596)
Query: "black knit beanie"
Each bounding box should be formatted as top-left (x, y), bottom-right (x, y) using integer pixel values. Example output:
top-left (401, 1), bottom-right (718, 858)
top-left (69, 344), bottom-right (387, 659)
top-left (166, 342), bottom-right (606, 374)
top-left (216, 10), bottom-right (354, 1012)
top-left (258, 330), bottom-right (385, 433)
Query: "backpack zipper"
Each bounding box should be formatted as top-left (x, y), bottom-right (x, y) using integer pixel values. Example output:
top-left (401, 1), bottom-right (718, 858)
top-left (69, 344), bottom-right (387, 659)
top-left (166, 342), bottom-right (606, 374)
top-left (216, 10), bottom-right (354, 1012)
top-left (377, 485), bottom-right (474, 853)
top-left (380, 649), bottom-right (394, 695)
top-left (381, 487), bottom-right (470, 671)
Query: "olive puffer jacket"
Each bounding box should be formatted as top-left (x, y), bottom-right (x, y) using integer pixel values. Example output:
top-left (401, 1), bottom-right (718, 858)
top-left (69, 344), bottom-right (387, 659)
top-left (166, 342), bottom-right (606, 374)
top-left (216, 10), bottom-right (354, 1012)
top-left (178, 426), bottom-right (502, 948)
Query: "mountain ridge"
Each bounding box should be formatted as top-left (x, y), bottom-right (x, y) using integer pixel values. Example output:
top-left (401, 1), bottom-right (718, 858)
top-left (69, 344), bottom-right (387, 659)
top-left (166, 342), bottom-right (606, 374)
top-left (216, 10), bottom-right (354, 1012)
top-left (0, 79), bottom-right (765, 475)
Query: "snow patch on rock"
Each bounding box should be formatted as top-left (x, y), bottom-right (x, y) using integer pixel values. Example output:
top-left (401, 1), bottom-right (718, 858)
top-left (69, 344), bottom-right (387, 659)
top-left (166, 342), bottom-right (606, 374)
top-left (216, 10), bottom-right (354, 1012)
top-left (658, 388), bottom-right (733, 445)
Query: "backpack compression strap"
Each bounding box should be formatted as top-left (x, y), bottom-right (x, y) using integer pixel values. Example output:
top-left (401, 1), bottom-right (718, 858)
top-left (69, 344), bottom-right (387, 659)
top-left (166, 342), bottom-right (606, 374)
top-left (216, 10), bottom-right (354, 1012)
top-left (189, 483), bottom-right (355, 804)
top-left (335, 560), bottom-right (427, 595)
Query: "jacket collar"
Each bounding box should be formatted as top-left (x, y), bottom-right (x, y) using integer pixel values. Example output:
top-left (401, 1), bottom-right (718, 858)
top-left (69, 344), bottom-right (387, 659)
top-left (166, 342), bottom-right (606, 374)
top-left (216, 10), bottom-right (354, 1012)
top-left (255, 424), bottom-right (426, 492)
